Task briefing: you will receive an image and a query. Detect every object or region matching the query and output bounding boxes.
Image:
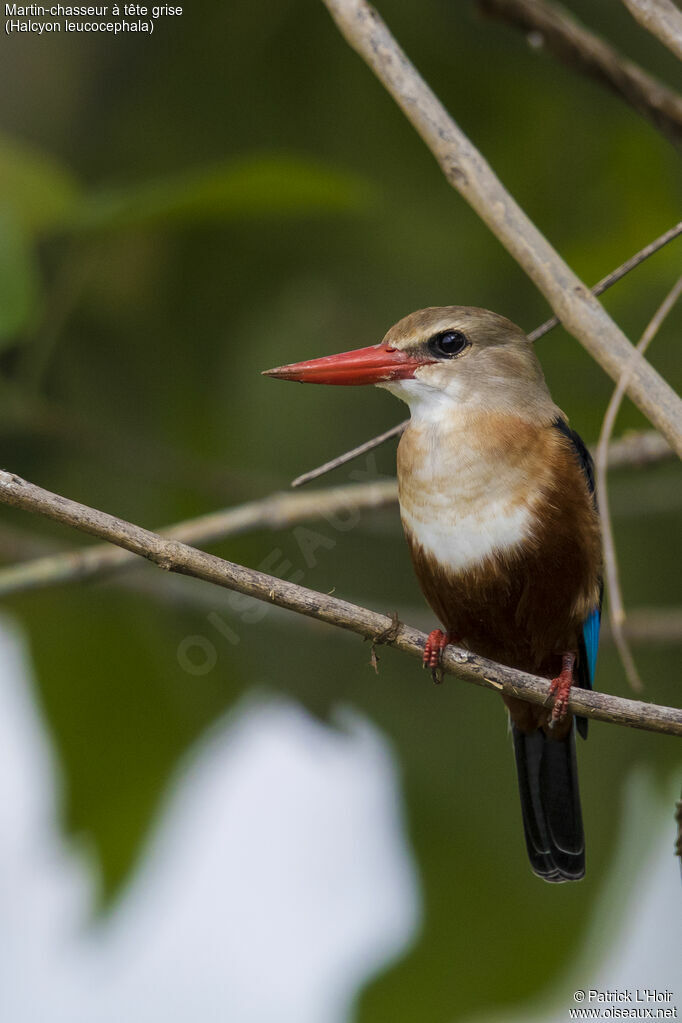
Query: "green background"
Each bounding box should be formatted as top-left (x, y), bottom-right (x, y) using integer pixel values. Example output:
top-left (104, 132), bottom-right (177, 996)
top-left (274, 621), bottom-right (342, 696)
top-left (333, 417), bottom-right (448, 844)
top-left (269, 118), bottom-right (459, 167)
top-left (1, 1), bottom-right (680, 1019)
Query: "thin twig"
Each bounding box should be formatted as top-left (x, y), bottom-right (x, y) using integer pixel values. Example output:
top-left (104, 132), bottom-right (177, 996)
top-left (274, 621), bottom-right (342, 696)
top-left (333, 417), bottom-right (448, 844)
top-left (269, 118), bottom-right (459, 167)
top-left (0, 430), bottom-right (671, 598)
top-left (620, 0), bottom-right (682, 63)
top-left (596, 276), bottom-right (682, 692)
top-left (477, 0), bottom-right (682, 148)
top-left (292, 421), bottom-right (407, 487)
top-left (321, 0), bottom-right (682, 453)
top-left (0, 468), bottom-right (680, 736)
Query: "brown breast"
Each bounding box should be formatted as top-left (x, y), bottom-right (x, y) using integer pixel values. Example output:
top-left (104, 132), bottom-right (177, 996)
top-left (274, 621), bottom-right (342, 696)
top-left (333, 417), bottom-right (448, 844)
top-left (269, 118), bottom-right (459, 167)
top-left (400, 414), bottom-right (601, 681)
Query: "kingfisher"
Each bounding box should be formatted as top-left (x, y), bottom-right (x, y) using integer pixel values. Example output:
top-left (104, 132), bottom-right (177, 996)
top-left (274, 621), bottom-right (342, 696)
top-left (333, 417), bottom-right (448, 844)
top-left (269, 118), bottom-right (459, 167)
top-left (264, 306), bottom-right (602, 882)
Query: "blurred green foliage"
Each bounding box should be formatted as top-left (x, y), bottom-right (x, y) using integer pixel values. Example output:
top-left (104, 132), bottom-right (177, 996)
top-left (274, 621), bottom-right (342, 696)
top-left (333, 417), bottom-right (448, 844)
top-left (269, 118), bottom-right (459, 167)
top-left (0, 206), bottom-right (40, 341)
top-left (0, 133), bottom-right (80, 231)
top-left (1, 1), bottom-right (680, 1020)
top-left (75, 154), bottom-right (374, 228)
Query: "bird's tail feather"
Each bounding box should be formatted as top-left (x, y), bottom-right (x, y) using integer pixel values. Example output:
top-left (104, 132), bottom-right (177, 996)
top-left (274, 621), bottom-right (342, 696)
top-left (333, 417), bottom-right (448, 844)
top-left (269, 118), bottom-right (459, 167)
top-left (512, 725), bottom-right (585, 882)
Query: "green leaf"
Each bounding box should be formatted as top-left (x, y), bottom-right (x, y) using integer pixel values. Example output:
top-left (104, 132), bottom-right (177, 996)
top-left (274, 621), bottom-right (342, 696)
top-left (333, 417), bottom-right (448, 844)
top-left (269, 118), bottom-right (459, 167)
top-left (0, 134), bottom-right (80, 233)
top-left (0, 207), bottom-right (41, 343)
top-left (76, 154), bottom-right (375, 230)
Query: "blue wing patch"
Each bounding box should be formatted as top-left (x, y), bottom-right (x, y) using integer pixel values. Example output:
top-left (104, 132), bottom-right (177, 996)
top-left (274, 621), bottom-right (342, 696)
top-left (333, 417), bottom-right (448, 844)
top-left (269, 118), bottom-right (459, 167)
top-left (576, 604), bottom-right (600, 740)
top-left (582, 606), bottom-right (600, 688)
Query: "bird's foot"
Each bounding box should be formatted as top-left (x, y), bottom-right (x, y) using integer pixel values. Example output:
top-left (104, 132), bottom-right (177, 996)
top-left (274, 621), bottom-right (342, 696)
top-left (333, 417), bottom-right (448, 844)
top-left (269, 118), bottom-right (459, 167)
top-left (423, 629), bottom-right (449, 669)
top-left (423, 629), bottom-right (451, 684)
top-left (548, 652), bottom-right (577, 727)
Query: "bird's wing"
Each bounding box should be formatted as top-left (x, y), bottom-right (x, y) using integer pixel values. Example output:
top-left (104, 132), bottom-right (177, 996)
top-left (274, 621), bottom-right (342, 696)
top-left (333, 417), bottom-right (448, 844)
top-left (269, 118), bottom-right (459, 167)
top-left (552, 418), bottom-right (603, 740)
top-left (553, 417), bottom-right (596, 497)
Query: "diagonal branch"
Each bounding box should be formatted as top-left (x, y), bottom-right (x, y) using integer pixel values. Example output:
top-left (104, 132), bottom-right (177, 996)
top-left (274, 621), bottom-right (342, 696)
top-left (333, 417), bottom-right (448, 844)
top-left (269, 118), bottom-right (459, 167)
top-left (477, 0), bottom-right (682, 148)
top-left (319, 0), bottom-right (682, 456)
top-left (3, 521), bottom-right (681, 645)
top-left (0, 480), bottom-right (397, 597)
top-left (292, 422), bottom-right (406, 487)
top-left (0, 430), bottom-right (671, 598)
top-left (621, 0), bottom-right (682, 63)
top-left (0, 468), bottom-right (680, 737)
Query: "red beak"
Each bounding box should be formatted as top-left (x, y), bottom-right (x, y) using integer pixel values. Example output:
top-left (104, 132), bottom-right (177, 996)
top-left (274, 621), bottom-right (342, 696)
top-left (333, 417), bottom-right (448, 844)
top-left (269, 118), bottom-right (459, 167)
top-left (263, 343), bottom-right (426, 386)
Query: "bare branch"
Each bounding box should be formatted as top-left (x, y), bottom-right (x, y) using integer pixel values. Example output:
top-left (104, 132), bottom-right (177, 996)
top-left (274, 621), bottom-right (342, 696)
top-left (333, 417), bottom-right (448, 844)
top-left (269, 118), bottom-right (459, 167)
top-left (0, 468), bottom-right (680, 736)
top-left (477, 0), bottom-right (682, 147)
top-left (0, 479), bottom-right (398, 597)
top-left (596, 276), bottom-right (682, 692)
top-left (621, 0), bottom-right (682, 63)
top-left (604, 427), bottom-right (673, 468)
top-left (319, 0), bottom-right (682, 455)
top-left (612, 606), bottom-right (682, 645)
top-left (3, 522), bottom-right (680, 645)
top-left (0, 429), bottom-right (671, 598)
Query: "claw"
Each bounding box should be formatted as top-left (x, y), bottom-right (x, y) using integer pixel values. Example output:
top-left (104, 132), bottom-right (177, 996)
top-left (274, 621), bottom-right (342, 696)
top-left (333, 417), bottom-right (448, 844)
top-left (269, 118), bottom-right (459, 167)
top-left (548, 652), bottom-right (577, 727)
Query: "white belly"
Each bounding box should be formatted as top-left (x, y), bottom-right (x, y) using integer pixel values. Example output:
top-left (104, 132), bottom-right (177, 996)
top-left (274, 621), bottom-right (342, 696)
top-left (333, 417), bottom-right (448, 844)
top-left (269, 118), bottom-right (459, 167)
top-left (397, 419), bottom-right (543, 573)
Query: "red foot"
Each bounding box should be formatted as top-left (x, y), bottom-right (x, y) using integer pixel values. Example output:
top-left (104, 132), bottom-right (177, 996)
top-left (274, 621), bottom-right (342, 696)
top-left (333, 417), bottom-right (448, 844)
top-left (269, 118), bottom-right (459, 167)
top-left (423, 629), bottom-right (450, 669)
top-left (548, 652), bottom-right (577, 726)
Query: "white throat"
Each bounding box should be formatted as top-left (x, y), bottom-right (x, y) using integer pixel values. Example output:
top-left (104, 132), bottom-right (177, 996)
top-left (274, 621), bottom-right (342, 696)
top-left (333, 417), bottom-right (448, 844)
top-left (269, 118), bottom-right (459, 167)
top-left (380, 377), bottom-right (463, 424)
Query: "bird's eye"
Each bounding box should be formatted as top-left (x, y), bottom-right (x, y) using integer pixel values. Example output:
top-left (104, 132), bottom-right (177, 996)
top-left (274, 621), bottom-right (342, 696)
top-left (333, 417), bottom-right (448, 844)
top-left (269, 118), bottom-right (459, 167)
top-left (428, 329), bottom-right (469, 358)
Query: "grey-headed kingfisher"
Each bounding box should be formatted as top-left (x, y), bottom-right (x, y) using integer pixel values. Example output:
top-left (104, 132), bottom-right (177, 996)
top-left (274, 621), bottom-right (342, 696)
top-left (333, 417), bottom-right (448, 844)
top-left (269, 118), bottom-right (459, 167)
top-left (264, 306), bottom-right (602, 882)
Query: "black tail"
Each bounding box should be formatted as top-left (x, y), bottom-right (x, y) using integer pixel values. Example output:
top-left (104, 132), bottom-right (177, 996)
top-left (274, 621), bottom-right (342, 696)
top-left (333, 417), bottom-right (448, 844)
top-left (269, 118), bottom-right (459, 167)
top-left (512, 725), bottom-right (585, 882)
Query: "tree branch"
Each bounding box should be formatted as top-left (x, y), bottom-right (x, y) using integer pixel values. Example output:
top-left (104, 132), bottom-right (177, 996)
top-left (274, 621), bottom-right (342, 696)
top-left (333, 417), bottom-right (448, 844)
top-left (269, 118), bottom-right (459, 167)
top-left (2, 522), bottom-right (682, 646)
top-left (611, 606), bottom-right (682, 645)
top-left (621, 0), bottom-right (682, 63)
top-left (0, 429), bottom-right (671, 598)
top-left (605, 427), bottom-right (674, 468)
top-left (319, 0), bottom-right (682, 456)
top-left (0, 479), bottom-right (397, 597)
top-left (477, 0), bottom-right (682, 148)
top-left (0, 468), bottom-right (680, 737)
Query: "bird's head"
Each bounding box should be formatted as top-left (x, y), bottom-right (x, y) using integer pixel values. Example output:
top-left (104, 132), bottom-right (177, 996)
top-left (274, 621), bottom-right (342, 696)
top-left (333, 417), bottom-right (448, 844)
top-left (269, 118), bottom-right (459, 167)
top-left (264, 306), bottom-right (555, 420)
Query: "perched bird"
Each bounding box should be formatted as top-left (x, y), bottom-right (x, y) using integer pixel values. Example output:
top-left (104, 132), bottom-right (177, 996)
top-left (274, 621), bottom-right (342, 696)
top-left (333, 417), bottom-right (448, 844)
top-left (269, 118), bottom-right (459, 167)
top-left (264, 306), bottom-right (602, 882)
